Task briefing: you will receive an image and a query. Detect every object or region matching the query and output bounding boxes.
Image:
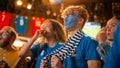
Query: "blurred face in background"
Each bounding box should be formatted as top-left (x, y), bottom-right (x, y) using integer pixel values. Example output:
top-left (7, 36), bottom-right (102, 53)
top-left (106, 17), bottom-right (118, 41)
top-left (0, 27), bottom-right (11, 48)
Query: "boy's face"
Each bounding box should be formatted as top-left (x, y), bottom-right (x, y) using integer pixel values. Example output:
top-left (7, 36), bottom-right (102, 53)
top-left (64, 14), bottom-right (78, 30)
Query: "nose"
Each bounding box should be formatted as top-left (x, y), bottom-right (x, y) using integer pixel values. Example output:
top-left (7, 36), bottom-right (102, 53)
top-left (106, 26), bottom-right (111, 31)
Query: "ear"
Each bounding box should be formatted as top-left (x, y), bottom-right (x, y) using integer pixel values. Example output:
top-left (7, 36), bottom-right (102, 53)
top-left (78, 18), bottom-right (84, 24)
top-left (77, 18), bottom-right (85, 29)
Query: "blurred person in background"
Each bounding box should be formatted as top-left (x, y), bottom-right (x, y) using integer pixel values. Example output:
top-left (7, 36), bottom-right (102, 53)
top-left (0, 26), bottom-right (21, 68)
top-left (96, 16), bottom-right (119, 62)
top-left (104, 21), bottom-right (120, 68)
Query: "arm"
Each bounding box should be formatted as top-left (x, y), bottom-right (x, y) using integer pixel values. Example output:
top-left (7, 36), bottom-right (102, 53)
top-left (86, 37), bottom-right (102, 68)
top-left (18, 30), bottom-right (43, 57)
top-left (88, 60), bottom-right (101, 68)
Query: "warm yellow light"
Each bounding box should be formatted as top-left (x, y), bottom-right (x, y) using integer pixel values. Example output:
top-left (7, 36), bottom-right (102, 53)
top-left (49, 0), bottom-right (56, 5)
top-left (53, 12), bottom-right (56, 16)
top-left (46, 10), bottom-right (51, 15)
top-left (17, 0), bottom-right (23, 6)
top-left (27, 4), bottom-right (32, 9)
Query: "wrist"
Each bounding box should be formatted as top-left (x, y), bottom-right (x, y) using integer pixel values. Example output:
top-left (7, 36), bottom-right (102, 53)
top-left (32, 36), bottom-right (38, 41)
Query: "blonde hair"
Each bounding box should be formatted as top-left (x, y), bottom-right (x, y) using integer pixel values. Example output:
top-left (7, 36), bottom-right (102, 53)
top-left (61, 5), bottom-right (89, 23)
top-left (44, 19), bottom-right (67, 43)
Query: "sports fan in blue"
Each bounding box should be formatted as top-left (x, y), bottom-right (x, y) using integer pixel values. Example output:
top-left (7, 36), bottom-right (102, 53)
top-left (104, 21), bottom-right (120, 68)
top-left (42, 5), bottom-right (101, 68)
top-left (18, 19), bottom-right (72, 68)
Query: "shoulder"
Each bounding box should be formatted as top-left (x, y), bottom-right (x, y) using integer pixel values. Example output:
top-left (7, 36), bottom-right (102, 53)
top-left (54, 43), bottom-right (64, 47)
top-left (30, 44), bottom-right (42, 51)
top-left (81, 36), bottom-right (98, 44)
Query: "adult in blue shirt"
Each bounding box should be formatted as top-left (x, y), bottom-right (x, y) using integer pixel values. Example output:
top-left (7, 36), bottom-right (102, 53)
top-left (49, 6), bottom-right (101, 68)
top-left (104, 21), bottom-right (120, 68)
top-left (18, 19), bottom-right (71, 68)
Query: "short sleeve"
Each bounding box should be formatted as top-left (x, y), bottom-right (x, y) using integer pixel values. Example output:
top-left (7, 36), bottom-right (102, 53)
top-left (85, 39), bottom-right (101, 60)
top-left (30, 44), bottom-right (40, 58)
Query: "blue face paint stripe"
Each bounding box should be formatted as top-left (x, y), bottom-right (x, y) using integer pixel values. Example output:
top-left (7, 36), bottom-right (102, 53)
top-left (64, 14), bottom-right (78, 30)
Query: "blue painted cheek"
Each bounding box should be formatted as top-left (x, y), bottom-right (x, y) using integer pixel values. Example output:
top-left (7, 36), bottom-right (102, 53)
top-left (64, 15), bottom-right (78, 30)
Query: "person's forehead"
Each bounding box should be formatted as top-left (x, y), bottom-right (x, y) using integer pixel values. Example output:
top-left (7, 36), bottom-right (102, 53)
top-left (107, 18), bottom-right (118, 25)
top-left (42, 21), bottom-right (51, 26)
top-left (1, 27), bottom-right (12, 33)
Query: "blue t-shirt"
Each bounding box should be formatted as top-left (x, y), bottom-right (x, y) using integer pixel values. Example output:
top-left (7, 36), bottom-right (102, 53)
top-left (30, 43), bottom-right (72, 68)
top-left (71, 36), bottom-right (101, 68)
top-left (15, 16), bottom-right (28, 34)
top-left (104, 21), bottom-right (120, 68)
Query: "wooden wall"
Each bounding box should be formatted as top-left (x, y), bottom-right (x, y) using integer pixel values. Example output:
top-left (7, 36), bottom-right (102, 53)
top-left (10, 14), bottom-right (33, 38)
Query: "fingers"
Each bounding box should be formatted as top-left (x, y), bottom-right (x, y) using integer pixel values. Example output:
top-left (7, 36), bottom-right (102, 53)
top-left (40, 60), bottom-right (46, 68)
top-left (40, 60), bottom-right (50, 68)
top-left (51, 56), bottom-right (62, 68)
top-left (34, 30), bottom-right (45, 38)
top-left (51, 55), bottom-right (60, 62)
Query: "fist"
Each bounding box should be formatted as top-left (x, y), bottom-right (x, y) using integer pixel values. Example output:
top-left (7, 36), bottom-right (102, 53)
top-left (51, 56), bottom-right (63, 68)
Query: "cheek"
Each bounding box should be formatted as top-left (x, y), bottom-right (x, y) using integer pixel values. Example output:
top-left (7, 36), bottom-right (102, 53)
top-left (46, 27), bottom-right (51, 32)
top-left (0, 40), bottom-right (4, 45)
top-left (106, 31), bottom-right (113, 38)
top-left (0, 39), bottom-right (8, 47)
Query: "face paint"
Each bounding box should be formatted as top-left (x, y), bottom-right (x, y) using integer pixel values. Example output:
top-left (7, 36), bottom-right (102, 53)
top-left (64, 14), bottom-right (78, 30)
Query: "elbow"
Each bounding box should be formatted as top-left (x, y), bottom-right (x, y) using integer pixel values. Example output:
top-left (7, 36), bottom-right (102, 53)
top-left (18, 51), bottom-right (32, 58)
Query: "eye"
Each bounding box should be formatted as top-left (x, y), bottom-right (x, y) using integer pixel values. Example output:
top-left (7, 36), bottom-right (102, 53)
top-left (2, 31), bottom-right (9, 38)
top-left (111, 23), bottom-right (116, 27)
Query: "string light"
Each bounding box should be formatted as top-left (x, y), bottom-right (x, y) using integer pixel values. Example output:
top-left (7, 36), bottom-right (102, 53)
top-left (46, 10), bottom-right (51, 15)
top-left (17, 0), bottom-right (23, 6)
top-left (27, 4), bottom-right (32, 9)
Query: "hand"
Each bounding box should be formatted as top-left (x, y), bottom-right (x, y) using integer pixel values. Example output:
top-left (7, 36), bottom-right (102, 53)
top-left (33, 30), bottom-right (46, 39)
top-left (40, 60), bottom-right (45, 68)
top-left (0, 60), bottom-right (10, 68)
top-left (40, 60), bottom-right (50, 68)
top-left (51, 56), bottom-right (63, 68)
top-left (96, 27), bottom-right (107, 44)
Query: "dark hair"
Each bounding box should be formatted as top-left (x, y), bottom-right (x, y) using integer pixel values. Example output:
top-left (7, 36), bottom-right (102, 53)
top-left (3, 26), bottom-right (17, 49)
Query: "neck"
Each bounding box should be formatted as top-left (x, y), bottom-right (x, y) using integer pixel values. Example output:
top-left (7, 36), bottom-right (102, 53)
top-left (47, 37), bottom-right (57, 47)
top-left (3, 45), bottom-right (14, 51)
top-left (69, 28), bottom-right (82, 37)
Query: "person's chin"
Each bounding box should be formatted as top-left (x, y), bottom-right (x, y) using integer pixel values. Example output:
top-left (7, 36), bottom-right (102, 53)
top-left (66, 28), bottom-right (75, 32)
